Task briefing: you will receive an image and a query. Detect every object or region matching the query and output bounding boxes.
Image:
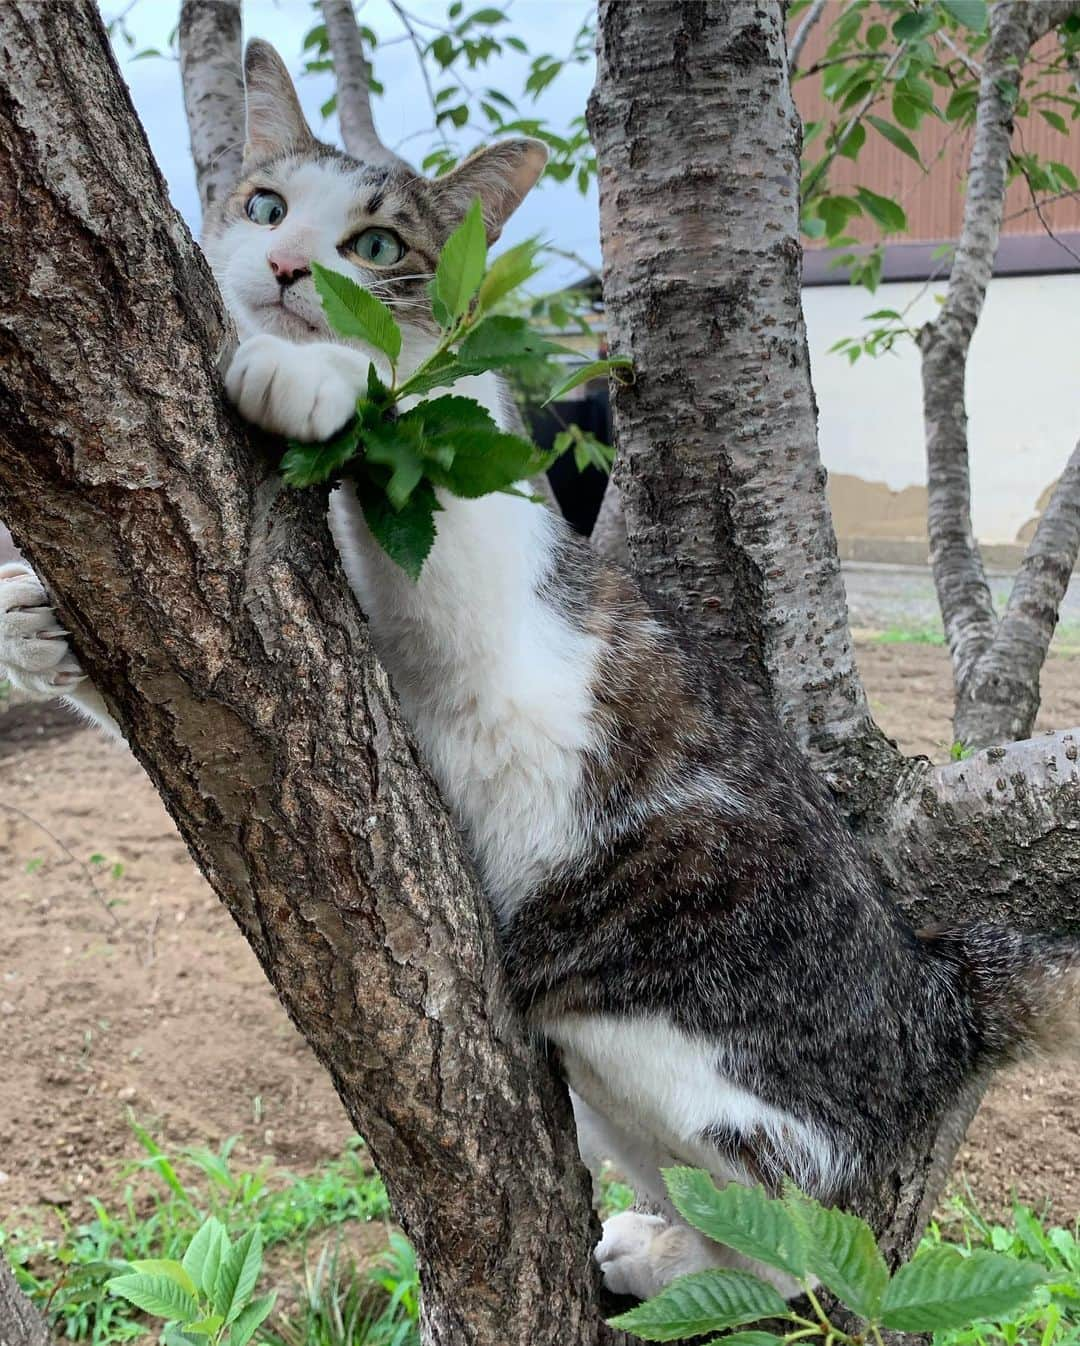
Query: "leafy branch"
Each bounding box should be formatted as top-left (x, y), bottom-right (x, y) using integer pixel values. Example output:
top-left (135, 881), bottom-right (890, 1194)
top-left (279, 197), bottom-right (631, 578)
top-left (610, 1169), bottom-right (1048, 1344)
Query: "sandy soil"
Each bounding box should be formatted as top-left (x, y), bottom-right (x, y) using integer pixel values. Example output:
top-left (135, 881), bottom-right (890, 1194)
top-left (0, 641), bottom-right (1077, 1235)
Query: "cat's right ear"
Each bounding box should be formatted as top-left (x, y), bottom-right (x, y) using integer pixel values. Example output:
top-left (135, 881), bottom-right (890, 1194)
top-left (243, 40), bottom-right (315, 167)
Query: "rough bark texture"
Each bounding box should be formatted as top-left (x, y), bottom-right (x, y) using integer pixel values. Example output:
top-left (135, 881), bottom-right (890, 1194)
top-left (0, 1261), bottom-right (51, 1346)
top-left (919, 0), bottom-right (1080, 750)
top-left (590, 478), bottom-right (629, 567)
top-left (0, 6), bottom-right (613, 1345)
top-left (320, 0), bottom-right (406, 166)
top-left (588, 0), bottom-right (893, 796)
top-left (590, 0), bottom-right (1080, 1269)
top-left (178, 0), bottom-right (244, 219)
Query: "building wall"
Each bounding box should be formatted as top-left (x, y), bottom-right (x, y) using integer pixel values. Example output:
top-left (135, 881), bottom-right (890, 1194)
top-left (804, 271), bottom-right (1080, 547)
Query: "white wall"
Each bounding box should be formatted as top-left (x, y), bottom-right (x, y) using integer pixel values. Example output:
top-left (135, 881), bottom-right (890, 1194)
top-left (803, 272), bottom-right (1080, 542)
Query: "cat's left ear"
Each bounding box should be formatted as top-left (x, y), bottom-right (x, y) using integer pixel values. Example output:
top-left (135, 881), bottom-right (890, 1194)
top-left (433, 139), bottom-right (548, 243)
top-left (243, 39), bottom-right (316, 167)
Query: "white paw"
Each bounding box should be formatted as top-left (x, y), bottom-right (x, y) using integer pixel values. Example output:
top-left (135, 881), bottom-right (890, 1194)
top-left (596, 1211), bottom-right (670, 1299)
top-left (0, 562), bottom-right (84, 698)
top-left (225, 334), bottom-right (364, 443)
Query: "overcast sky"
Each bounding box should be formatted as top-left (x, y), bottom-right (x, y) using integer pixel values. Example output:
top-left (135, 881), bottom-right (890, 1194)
top-left (102, 0), bottom-right (601, 287)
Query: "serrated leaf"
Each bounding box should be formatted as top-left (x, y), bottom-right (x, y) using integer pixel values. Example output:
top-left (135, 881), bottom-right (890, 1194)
top-left (228, 1292), bottom-right (276, 1346)
top-left (855, 186), bottom-right (907, 234)
top-left (543, 356), bottom-right (633, 404)
top-left (428, 427), bottom-right (555, 498)
top-left (280, 423), bottom-right (362, 487)
top-left (358, 477), bottom-right (440, 580)
top-left (881, 1248), bottom-right (1044, 1332)
top-left (477, 239), bottom-right (542, 311)
top-left (941, 0), bottom-right (987, 32)
top-left (107, 1273), bottom-right (202, 1325)
top-left (866, 115), bottom-right (922, 166)
top-left (183, 1220), bottom-right (227, 1296)
top-left (213, 1228), bottom-right (263, 1326)
top-left (785, 1189), bottom-right (889, 1320)
top-left (362, 421), bottom-right (426, 510)
top-left (608, 1269), bottom-right (787, 1342)
top-left (311, 262), bottom-right (402, 362)
top-left (127, 1260), bottom-right (199, 1299)
top-left (702, 1335), bottom-right (786, 1346)
top-left (458, 314), bottom-right (571, 368)
top-left (434, 197), bottom-right (487, 321)
top-left (663, 1169), bottom-right (806, 1278)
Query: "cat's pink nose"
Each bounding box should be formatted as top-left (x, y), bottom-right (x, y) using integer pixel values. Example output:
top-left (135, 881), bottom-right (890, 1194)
top-left (267, 250), bottom-right (311, 287)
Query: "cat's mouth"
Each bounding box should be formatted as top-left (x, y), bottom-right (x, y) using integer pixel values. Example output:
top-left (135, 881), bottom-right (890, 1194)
top-left (258, 298), bottom-right (321, 340)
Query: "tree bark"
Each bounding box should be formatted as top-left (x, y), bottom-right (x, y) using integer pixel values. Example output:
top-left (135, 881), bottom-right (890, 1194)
top-left (919, 0), bottom-right (1080, 749)
top-left (320, 0), bottom-right (406, 166)
top-left (0, 1260), bottom-right (52, 1346)
top-left (178, 0), bottom-right (244, 219)
top-left (0, 6), bottom-right (611, 1344)
top-left (588, 0), bottom-right (894, 796)
top-left (787, 0), bottom-right (827, 74)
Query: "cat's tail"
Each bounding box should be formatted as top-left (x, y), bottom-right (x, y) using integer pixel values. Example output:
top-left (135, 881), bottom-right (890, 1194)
top-left (923, 923), bottom-right (1080, 1063)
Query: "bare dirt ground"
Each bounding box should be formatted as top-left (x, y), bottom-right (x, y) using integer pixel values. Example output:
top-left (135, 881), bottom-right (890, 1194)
top-left (0, 640), bottom-right (1077, 1237)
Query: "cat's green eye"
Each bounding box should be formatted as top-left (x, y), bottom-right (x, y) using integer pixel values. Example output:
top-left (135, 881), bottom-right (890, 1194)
top-left (246, 191), bottom-right (287, 227)
top-left (347, 228), bottom-right (406, 267)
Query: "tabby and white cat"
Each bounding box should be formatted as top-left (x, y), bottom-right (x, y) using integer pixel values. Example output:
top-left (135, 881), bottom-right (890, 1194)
top-left (3, 40), bottom-right (1078, 1301)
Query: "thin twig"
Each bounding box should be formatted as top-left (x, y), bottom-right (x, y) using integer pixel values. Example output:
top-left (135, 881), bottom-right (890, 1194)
top-left (788, 0), bottom-right (827, 74)
top-left (389, 0), bottom-right (453, 147)
top-left (0, 799), bottom-right (124, 930)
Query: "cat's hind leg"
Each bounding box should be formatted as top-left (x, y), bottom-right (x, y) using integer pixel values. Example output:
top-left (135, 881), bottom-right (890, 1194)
top-left (0, 562), bottom-right (121, 738)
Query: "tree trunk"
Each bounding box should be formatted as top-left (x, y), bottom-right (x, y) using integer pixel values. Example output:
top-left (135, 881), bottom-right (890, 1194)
top-left (178, 0), bottom-right (244, 218)
top-left (0, 5), bottom-right (612, 1344)
top-left (590, 0), bottom-right (1080, 1268)
top-left (0, 1260), bottom-right (52, 1346)
top-left (919, 0), bottom-right (1080, 750)
top-left (588, 0), bottom-right (894, 798)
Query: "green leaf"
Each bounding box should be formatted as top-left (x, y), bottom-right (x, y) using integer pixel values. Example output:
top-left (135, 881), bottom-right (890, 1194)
top-left (362, 421), bottom-right (426, 510)
top-left (702, 1335), bottom-right (786, 1346)
top-left (785, 1190), bottom-right (889, 1320)
top-left (127, 1260), bottom-right (199, 1299)
top-left (837, 122), bottom-right (866, 160)
top-left (358, 477), bottom-right (440, 580)
top-left (434, 197), bottom-right (488, 321)
top-left (866, 115), bottom-right (922, 166)
top-left (311, 262), bottom-right (402, 362)
top-left (228, 1292), bottom-right (276, 1346)
top-left (816, 195), bottom-right (863, 239)
top-left (434, 429), bottom-right (554, 497)
top-left (893, 9), bottom-right (938, 41)
top-left (881, 1248), bottom-right (1045, 1332)
top-left (458, 314), bottom-right (571, 368)
top-left (107, 1273), bottom-right (202, 1325)
top-left (941, 0), bottom-right (988, 33)
top-left (854, 186), bottom-right (907, 233)
top-left (182, 1317), bottom-right (224, 1337)
top-left (607, 1270), bottom-right (788, 1342)
top-left (477, 238), bottom-right (542, 310)
top-left (663, 1170), bottom-right (806, 1278)
top-left (543, 356), bottom-right (633, 404)
top-left (280, 423), bottom-right (361, 487)
top-left (1040, 109), bottom-right (1068, 133)
top-left (213, 1228), bottom-right (263, 1326)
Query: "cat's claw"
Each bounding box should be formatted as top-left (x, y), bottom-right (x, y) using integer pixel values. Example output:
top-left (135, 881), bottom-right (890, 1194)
top-left (225, 333), bottom-right (362, 443)
top-left (0, 562), bottom-right (85, 698)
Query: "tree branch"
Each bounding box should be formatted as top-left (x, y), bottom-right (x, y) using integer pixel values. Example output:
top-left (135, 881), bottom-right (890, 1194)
top-left (320, 0), bottom-right (406, 165)
top-left (0, 5), bottom-right (606, 1343)
top-left (178, 0), bottom-right (244, 219)
top-left (588, 0), bottom-right (894, 794)
top-left (589, 479), bottom-right (629, 566)
top-left (0, 1258), bottom-right (52, 1346)
top-left (787, 0), bottom-right (827, 74)
top-left (919, 1), bottom-right (1080, 693)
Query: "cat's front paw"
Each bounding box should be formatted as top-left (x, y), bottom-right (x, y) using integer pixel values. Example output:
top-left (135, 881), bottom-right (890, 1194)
top-left (0, 562), bottom-right (84, 698)
top-left (225, 334), bottom-right (363, 443)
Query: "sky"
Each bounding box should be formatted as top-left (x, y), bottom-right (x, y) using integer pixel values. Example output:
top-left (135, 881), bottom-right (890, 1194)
top-left (101, 0), bottom-right (601, 287)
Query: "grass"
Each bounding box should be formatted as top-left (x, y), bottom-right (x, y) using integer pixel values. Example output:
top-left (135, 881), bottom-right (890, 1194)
top-left (866, 619), bottom-right (1080, 655)
top-left (925, 1194), bottom-right (1080, 1346)
top-left (0, 1119), bottom-right (410, 1345)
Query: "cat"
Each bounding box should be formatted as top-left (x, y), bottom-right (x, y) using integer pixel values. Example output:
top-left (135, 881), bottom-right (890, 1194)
top-left (3, 38), bottom-right (1079, 1302)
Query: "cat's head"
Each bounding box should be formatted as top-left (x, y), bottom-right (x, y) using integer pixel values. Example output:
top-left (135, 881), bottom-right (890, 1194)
top-left (204, 39), bottom-right (547, 345)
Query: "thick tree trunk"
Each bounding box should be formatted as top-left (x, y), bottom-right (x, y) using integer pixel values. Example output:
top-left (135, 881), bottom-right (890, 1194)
top-left (588, 0), bottom-right (894, 797)
top-left (0, 6), bottom-right (611, 1344)
top-left (919, 0), bottom-right (1080, 750)
top-left (0, 1260), bottom-right (52, 1346)
top-left (590, 0), bottom-right (1080, 1269)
